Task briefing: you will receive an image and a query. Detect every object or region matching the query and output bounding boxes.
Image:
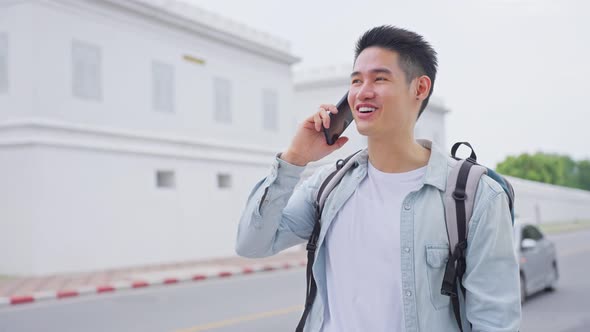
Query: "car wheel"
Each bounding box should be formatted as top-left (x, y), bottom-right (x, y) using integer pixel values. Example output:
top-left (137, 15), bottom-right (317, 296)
top-left (520, 273), bottom-right (527, 304)
top-left (545, 262), bottom-right (558, 292)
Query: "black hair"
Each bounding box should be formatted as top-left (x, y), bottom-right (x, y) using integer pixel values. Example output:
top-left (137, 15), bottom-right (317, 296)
top-left (354, 25), bottom-right (438, 116)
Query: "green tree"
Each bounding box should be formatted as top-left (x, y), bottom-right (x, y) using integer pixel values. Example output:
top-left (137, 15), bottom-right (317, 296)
top-left (496, 152), bottom-right (590, 191)
top-left (576, 160), bottom-right (590, 190)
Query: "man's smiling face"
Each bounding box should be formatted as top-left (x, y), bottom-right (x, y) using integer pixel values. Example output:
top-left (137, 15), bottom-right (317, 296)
top-left (348, 46), bottom-right (422, 140)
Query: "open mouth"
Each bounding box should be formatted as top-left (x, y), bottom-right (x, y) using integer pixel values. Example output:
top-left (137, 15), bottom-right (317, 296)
top-left (359, 107), bottom-right (376, 114)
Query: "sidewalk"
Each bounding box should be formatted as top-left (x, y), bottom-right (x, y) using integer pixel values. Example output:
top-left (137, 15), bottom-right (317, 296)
top-left (0, 251), bottom-right (306, 306)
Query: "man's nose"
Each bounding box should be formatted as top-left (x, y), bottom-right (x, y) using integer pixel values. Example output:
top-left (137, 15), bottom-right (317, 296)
top-left (356, 83), bottom-right (376, 100)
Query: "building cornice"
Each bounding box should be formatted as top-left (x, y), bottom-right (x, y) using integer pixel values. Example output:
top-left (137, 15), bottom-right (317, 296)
top-left (0, 119), bottom-right (280, 166)
top-left (0, 0), bottom-right (34, 8)
top-left (44, 0), bottom-right (300, 65)
top-left (293, 64), bottom-right (352, 89)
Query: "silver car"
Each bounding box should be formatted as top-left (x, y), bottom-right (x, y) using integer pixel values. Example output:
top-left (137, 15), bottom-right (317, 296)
top-left (514, 219), bottom-right (559, 303)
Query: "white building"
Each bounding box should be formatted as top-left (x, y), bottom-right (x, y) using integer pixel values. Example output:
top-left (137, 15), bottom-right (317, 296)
top-left (2, 0), bottom-right (588, 277)
top-left (0, 0), bottom-right (299, 275)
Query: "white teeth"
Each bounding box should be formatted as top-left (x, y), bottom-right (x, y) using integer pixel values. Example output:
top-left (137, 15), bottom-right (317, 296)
top-left (359, 107), bottom-right (376, 113)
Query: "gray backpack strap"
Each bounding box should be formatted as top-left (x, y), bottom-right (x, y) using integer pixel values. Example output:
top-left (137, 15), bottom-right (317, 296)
top-left (443, 159), bottom-right (488, 251)
top-left (317, 151), bottom-right (362, 216)
top-left (442, 152), bottom-right (488, 332)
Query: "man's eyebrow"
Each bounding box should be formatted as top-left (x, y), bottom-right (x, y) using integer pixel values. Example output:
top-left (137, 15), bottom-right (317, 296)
top-left (350, 68), bottom-right (393, 78)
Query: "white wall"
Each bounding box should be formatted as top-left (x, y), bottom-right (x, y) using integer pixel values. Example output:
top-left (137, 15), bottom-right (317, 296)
top-left (0, 146), bottom-right (37, 275)
top-left (28, 144), bottom-right (270, 275)
top-left (509, 176), bottom-right (590, 224)
top-left (0, 120), bottom-right (282, 275)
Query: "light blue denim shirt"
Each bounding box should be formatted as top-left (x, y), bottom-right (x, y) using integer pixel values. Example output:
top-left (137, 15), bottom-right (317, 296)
top-left (236, 140), bottom-right (521, 332)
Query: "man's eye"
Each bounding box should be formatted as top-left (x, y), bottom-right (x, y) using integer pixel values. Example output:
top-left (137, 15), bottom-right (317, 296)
top-left (351, 79), bottom-right (361, 84)
top-left (376, 77), bottom-right (386, 81)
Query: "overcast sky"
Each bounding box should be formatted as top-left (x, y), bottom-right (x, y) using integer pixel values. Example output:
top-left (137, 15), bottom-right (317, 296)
top-left (187, 0), bottom-right (589, 167)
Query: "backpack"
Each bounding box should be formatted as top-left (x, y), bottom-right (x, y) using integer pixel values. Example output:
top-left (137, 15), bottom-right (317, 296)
top-left (295, 142), bottom-right (515, 332)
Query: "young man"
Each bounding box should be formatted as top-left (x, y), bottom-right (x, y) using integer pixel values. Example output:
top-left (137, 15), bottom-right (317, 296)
top-left (236, 25), bottom-right (521, 332)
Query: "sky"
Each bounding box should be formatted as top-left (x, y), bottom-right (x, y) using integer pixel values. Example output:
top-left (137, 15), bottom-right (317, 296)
top-left (187, 0), bottom-right (589, 167)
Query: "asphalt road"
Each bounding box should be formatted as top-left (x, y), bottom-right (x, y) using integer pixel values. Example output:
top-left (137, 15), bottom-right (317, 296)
top-left (520, 229), bottom-right (590, 332)
top-left (0, 269), bottom-right (306, 332)
top-left (1, 229), bottom-right (589, 332)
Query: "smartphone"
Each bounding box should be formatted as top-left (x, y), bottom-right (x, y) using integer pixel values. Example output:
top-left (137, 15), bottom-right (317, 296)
top-left (323, 92), bottom-right (353, 145)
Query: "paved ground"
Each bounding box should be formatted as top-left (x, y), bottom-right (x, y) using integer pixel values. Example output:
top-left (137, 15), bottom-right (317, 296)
top-left (0, 250), bottom-right (305, 304)
top-left (1, 230), bottom-right (589, 331)
top-left (0, 269), bottom-right (306, 332)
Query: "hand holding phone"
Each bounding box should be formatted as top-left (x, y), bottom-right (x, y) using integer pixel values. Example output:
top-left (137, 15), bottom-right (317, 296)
top-left (281, 93), bottom-right (352, 166)
top-left (322, 92), bottom-right (354, 145)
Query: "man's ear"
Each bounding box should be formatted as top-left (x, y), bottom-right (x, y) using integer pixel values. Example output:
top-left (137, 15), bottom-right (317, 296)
top-left (415, 75), bottom-right (432, 101)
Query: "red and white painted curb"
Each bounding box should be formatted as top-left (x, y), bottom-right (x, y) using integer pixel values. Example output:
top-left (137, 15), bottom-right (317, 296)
top-left (0, 259), bottom-right (306, 307)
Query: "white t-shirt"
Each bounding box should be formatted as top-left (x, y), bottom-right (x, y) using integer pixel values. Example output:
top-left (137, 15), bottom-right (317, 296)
top-left (321, 162), bottom-right (426, 332)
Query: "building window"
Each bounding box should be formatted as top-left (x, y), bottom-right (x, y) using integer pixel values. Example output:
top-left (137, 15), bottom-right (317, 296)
top-left (213, 77), bottom-right (232, 123)
top-left (152, 61), bottom-right (175, 112)
top-left (262, 89), bottom-right (278, 131)
top-left (0, 32), bottom-right (8, 93)
top-left (72, 40), bottom-right (102, 101)
top-left (217, 173), bottom-right (232, 189)
top-left (156, 170), bottom-right (175, 189)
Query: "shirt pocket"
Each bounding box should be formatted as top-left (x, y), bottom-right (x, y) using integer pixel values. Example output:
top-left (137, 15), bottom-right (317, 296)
top-left (425, 244), bottom-right (451, 310)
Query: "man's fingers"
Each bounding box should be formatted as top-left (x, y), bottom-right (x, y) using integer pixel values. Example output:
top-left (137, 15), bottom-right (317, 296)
top-left (317, 107), bottom-right (331, 130)
top-left (313, 112), bottom-right (322, 132)
top-left (311, 104), bottom-right (339, 132)
top-left (319, 104), bottom-right (339, 114)
top-left (326, 112), bottom-right (331, 129)
top-left (320, 108), bottom-right (331, 129)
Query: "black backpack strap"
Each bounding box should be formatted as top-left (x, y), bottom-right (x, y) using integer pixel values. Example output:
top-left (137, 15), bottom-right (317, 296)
top-left (295, 150), bottom-right (361, 332)
top-left (450, 158), bottom-right (473, 332)
top-left (295, 215), bottom-right (321, 332)
top-left (451, 141), bottom-right (477, 161)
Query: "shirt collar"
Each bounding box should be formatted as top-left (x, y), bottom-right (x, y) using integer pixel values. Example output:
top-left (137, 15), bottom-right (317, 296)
top-left (417, 139), bottom-right (448, 191)
top-left (354, 139), bottom-right (448, 191)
